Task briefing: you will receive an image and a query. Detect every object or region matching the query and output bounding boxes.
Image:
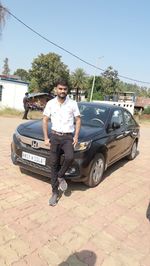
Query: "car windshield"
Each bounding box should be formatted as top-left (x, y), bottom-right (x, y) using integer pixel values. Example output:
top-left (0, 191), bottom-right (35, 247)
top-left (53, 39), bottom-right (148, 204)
top-left (78, 103), bottom-right (109, 127)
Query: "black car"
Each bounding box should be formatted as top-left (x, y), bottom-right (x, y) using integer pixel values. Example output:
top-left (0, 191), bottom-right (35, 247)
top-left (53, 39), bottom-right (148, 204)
top-left (11, 102), bottom-right (140, 187)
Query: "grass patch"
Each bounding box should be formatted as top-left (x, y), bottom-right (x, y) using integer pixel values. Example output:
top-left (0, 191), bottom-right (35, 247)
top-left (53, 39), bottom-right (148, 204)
top-left (0, 107), bottom-right (22, 117)
top-left (0, 107), bottom-right (43, 119)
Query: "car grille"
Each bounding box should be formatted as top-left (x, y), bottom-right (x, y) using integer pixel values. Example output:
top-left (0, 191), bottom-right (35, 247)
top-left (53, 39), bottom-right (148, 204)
top-left (18, 134), bottom-right (50, 150)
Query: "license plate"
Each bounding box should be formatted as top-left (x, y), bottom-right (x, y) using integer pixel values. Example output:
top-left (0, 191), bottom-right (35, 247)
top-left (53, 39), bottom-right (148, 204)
top-left (22, 151), bottom-right (46, 165)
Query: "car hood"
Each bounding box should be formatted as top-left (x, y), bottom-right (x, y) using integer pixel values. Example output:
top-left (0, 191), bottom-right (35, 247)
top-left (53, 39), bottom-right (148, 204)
top-left (17, 119), bottom-right (104, 141)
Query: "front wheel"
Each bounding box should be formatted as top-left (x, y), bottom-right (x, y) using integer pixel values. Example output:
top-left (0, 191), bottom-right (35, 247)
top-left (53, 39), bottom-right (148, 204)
top-left (85, 153), bottom-right (105, 187)
top-left (127, 141), bottom-right (137, 160)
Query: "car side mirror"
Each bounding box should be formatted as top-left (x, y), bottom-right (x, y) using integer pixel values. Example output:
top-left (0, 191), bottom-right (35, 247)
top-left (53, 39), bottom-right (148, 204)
top-left (112, 121), bottom-right (121, 129)
top-left (107, 121), bottom-right (121, 132)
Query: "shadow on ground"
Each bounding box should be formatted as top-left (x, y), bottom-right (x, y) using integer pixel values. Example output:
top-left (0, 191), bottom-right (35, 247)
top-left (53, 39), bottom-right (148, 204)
top-left (58, 250), bottom-right (97, 266)
top-left (20, 167), bottom-right (89, 194)
top-left (102, 150), bottom-right (140, 181)
top-left (19, 150), bottom-right (140, 195)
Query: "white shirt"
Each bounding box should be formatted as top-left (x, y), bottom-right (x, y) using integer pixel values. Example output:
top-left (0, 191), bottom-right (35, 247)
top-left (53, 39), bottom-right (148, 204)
top-left (43, 96), bottom-right (80, 133)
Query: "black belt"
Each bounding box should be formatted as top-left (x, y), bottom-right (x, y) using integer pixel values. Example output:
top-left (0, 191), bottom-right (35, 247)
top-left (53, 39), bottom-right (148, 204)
top-left (51, 130), bottom-right (72, 136)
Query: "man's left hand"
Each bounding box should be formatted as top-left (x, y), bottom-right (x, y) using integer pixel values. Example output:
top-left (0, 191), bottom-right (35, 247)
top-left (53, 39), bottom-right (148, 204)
top-left (73, 136), bottom-right (78, 147)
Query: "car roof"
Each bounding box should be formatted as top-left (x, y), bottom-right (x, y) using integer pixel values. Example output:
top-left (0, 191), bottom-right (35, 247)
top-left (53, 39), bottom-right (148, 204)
top-left (79, 101), bottom-right (125, 111)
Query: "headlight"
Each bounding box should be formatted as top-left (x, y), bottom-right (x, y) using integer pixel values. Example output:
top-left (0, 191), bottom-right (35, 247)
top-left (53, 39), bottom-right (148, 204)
top-left (74, 140), bottom-right (91, 151)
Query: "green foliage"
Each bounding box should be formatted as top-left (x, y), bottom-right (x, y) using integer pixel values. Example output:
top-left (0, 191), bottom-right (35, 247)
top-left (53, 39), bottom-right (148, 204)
top-left (118, 81), bottom-right (150, 97)
top-left (28, 78), bottom-right (39, 93)
top-left (143, 106), bottom-right (150, 114)
top-left (70, 68), bottom-right (88, 101)
top-left (101, 66), bottom-right (120, 95)
top-left (92, 92), bottom-right (104, 101)
top-left (2, 48), bottom-right (149, 99)
top-left (88, 75), bottom-right (104, 99)
top-left (29, 52), bottom-right (69, 93)
top-left (13, 68), bottom-right (29, 81)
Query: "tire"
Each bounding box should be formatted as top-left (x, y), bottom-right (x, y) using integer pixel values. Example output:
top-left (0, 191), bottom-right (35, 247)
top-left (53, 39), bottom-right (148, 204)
top-left (127, 141), bottom-right (137, 160)
top-left (85, 153), bottom-right (105, 187)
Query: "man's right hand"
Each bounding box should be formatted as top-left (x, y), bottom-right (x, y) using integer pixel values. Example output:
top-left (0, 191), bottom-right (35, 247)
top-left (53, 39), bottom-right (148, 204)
top-left (44, 138), bottom-right (50, 147)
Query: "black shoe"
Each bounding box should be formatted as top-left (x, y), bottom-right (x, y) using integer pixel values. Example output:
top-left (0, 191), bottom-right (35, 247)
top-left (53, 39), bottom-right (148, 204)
top-left (58, 178), bottom-right (68, 192)
top-left (49, 193), bottom-right (58, 206)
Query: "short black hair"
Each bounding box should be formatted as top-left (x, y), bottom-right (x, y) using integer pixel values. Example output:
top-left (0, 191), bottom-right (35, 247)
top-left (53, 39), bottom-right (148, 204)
top-left (55, 78), bottom-right (68, 87)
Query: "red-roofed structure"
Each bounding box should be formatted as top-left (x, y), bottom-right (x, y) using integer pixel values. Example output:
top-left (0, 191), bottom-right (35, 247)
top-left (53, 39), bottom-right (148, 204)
top-left (135, 97), bottom-right (150, 109)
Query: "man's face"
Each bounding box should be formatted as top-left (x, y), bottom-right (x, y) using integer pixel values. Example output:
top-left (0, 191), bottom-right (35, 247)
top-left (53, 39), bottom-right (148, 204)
top-left (56, 84), bottom-right (68, 99)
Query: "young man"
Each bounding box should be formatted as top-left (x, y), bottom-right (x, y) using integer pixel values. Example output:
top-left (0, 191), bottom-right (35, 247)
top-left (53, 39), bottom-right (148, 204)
top-left (43, 78), bottom-right (81, 206)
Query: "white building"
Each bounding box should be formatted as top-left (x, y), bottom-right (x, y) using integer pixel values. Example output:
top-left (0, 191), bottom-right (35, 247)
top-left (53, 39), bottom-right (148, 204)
top-left (93, 92), bottom-right (136, 115)
top-left (0, 75), bottom-right (29, 111)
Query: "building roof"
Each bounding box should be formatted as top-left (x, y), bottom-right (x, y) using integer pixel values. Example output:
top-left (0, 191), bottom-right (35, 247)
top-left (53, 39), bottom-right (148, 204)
top-left (0, 74), bottom-right (29, 85)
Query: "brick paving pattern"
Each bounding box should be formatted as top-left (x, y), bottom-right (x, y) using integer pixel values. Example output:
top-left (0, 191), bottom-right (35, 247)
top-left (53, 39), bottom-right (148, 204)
top-left (0, 117), bottom-right (150, 266)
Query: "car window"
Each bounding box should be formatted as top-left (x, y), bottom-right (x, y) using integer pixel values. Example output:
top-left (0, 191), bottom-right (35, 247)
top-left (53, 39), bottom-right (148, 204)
top-left (124, 110), bottom-right (136, 126)
top-left (78, 104), bottom-right (109, 127)
top-left (111, 109), bottom-right (124, 126)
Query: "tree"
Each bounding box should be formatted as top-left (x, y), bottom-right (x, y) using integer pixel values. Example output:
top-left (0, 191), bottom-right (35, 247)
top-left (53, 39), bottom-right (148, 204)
top-left (70, 68), bottom-right (88, 101)
top-left (29, 52), bottom-right (69, 93)
top-left (88, 75), bottom-right (104, 100)
top-left (14, 68), bottom-right (29, 81)
top-left (2, 57), bottom-right (10, 75)
top-left (0, 2), bottom-right (8, 35)
top-left (118, 80), bottom-right (150, 97)
top-left (101, 66), bottom-right (120, 95)
top-left (29, 78), bottom-right (39, 93)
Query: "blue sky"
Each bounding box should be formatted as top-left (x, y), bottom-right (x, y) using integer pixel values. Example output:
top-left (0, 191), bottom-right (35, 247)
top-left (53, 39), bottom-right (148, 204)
top-left (0, 0), bottom-right (150, 86)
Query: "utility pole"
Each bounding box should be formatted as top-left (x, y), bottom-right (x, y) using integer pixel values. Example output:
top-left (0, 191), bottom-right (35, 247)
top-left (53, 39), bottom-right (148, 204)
top-left (89, 56), bottom-right (104, 102)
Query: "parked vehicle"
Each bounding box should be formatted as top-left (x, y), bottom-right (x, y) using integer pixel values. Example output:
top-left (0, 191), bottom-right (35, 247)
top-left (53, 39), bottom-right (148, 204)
top-left (11, 102), bottom-right (140, 187)
top-left (28, 92), bottom-right (54, 111)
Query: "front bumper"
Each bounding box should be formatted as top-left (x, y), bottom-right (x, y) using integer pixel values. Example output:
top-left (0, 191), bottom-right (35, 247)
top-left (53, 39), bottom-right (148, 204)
top-left (11, 134), bottom-right (89, 181)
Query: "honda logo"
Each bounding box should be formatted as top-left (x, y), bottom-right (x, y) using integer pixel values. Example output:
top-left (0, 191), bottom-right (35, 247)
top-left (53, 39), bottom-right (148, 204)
top-left (31, 140), bottom-right (39, 149)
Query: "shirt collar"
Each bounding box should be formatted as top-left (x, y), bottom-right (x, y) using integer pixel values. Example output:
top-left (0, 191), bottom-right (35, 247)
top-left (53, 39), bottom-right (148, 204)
top-left (55, 95), bottom-right (69, 105)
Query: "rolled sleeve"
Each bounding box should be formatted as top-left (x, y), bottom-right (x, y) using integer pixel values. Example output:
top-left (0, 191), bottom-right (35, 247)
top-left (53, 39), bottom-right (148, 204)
top-left (43, 102), bottom-right (51, 117)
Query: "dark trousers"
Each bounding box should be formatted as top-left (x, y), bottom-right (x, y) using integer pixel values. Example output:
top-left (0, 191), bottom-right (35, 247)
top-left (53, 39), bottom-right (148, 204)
top-left (22, 106), bottom-right (29, 119)
top-left (50, 133), bottom-right (74, 193)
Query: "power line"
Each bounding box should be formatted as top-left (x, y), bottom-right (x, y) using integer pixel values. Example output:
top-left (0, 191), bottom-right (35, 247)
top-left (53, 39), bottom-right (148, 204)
top-left (3, 6), bottom-right (150, 85)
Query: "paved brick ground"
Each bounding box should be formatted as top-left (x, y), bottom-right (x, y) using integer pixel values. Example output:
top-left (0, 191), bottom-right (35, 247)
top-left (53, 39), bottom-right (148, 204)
top-left (0, 117), bottom-right (150, 266)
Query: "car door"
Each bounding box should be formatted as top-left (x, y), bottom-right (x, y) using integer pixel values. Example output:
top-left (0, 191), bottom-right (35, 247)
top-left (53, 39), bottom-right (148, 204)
top-left (123, 109), bottom-right (139, 154)
top-left (107, 108), bottom-right (126, 164)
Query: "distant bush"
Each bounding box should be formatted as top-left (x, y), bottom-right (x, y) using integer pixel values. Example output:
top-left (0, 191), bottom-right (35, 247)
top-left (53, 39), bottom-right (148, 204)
top-left (143, 106), bottom-right (150, 114)
top-left (91, 92), bottom-right (104, 101)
